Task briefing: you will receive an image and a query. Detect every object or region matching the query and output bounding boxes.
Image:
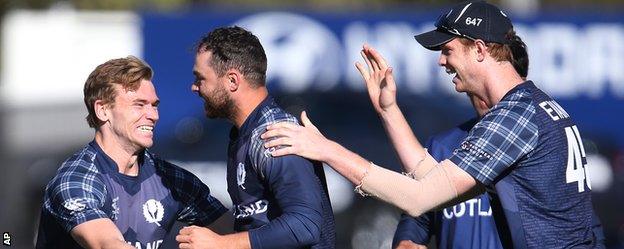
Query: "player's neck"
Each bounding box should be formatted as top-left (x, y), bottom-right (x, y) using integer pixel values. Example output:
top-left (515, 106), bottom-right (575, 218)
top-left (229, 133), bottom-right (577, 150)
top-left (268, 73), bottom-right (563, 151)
top-left (482, 64), bottom-right (525, 107)
top-left (94, 131), bottom-right (141, 176)
top-left (231, 87), bottom-right (269, 129)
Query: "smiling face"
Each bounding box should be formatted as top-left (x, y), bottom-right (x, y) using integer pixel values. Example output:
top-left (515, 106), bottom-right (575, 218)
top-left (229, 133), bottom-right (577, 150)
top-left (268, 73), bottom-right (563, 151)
top-left (438, 38), bottom-right (478, 93)
top-left (106, 79), bottom-right (160, 151)
top-left (191, 51), bottom-right (235, 120)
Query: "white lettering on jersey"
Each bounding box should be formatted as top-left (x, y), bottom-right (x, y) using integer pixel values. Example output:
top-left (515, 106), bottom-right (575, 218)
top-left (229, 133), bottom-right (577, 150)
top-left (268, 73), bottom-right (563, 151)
top-left (235, 200), bottom-right (269, 219)
top-left (539, 100), bottom-right (570, 121)
top-left (443, 198), bottom-right (492, 219)
top-left (237, 162), bottom-right (246, 189)
top-left (127, 240), bottom-right (163, 249)
top-left (565, 125), bottom-right (592, 192)
top-left (142, 199), bottom-right (164, 226)
top-left (111, 197), bottom-right (120, 221)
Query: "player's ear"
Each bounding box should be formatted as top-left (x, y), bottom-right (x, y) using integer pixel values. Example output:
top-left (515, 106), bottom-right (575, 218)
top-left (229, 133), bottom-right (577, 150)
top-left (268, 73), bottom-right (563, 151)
top-left (94, 100), bottom-right (110, 124)
top-left (474, 39), bottom-right (487, 62)
top-left (226, 69), bottom-right (241, 92)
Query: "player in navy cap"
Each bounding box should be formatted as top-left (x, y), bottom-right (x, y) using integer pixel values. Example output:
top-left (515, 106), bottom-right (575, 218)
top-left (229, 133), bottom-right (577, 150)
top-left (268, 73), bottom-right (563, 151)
top-left (393, 40), bottom-right (603, 249)
top-left (36, 56), bottom-right (228, 249)
top-left (263, 1), bottom-right (603, 248)
top-left (175, 26), bottom-right (335, 249)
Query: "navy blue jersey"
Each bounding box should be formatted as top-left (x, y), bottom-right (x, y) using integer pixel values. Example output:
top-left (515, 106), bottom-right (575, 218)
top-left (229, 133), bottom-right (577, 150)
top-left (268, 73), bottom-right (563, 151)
top-left (36, 141), bottom-right (227, 249)
top-left (449, 81), bottom-right (601, 248)
top-left (393, 118), bottom-right (504, 249)
top-left (227, 96), bottom-right (335, 249)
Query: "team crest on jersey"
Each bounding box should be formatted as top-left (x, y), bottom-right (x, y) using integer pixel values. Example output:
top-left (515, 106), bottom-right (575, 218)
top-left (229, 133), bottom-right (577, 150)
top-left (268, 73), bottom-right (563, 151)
top-left (237, 162), bottom-right (246, 189)
top-left (111, 197), bottom-right (120, 221)
top-left (142, 199), bottom-right (164, 226)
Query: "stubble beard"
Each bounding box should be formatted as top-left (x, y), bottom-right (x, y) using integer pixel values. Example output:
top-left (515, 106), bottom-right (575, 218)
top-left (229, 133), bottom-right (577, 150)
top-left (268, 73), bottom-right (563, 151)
top-left (204, 85), bottom-right (236, 121)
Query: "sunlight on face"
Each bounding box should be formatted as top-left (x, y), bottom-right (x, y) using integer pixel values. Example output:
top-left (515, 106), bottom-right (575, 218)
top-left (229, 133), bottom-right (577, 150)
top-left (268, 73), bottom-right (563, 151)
top-left (107, 79), bottom-right (160, 151)
top-left (191, 51), bottom-right (234, 119)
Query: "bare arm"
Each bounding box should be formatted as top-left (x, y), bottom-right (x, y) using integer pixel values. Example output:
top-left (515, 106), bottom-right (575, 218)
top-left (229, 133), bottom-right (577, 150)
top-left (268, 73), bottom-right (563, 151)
top-left (378, 105), bottom-right (438, 178)
top-left (70, 218), bottom-right (134, 249)
top-left (263, 116), bottom-right (479, 216)
top-left (355, 44), bottom-right (434, 177)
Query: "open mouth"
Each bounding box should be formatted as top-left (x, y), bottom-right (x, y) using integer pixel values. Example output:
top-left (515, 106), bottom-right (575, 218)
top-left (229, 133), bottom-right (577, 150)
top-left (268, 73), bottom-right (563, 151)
top-left (138, 125), bottom-right (154, 133)
top-left (446, 67), bottom-right (460, 82)
top-left (446, 67), bottom-right (457, 77)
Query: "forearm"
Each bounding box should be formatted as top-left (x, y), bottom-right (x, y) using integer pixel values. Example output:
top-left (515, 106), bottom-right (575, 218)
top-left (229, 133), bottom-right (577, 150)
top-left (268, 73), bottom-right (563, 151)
top-left (321, 139), bottom-right (372, 185)
top-left (70, 218), bottom-right (134, 249)
top-left (379, 105), bottom-right (437, 178)
top-left (219, 232), bottom-right (251, 249)
top-left (101, 240), bottom-right (135, 249)
top-left (360, 161), bottom-right (462, 217)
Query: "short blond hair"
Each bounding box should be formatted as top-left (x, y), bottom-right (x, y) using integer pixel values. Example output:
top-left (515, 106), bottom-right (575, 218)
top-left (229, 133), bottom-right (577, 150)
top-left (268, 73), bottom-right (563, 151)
top-left (83, 56), bottom-right (153, 128)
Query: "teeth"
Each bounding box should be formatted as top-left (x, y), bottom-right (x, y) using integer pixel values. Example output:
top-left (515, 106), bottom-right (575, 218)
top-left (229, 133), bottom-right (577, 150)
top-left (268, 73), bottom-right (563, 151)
top-left (445, 68), bottom-right (456, 75)
top-left (138, 125), bottom-right (153, 132)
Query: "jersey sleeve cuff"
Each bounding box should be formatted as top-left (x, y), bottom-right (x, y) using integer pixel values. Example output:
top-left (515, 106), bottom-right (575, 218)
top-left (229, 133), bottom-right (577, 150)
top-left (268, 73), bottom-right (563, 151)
top-left (449, 155), bottom-right (493, 186)
top-left (65, 209), bottom-right (109, 232)
top-left (248, 229), bottom-right (263, 249)
top-left (194, 204), bottom-right (229, 227)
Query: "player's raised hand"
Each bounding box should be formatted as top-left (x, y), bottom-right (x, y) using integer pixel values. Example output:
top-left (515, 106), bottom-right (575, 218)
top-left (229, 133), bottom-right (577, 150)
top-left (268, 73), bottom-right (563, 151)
top-left (262, 111), bottom-right (329, 161)
top-left (177, 226), bottom-right (220, 249)
top-left (355, 44), bottom-right (397, 114)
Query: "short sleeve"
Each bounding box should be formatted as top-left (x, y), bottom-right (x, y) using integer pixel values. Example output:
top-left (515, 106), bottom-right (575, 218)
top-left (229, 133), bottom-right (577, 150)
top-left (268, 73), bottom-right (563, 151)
top-left (43, 162), bottom-right (109, 232)
top-left (449, 100), bottom-right (538, 185)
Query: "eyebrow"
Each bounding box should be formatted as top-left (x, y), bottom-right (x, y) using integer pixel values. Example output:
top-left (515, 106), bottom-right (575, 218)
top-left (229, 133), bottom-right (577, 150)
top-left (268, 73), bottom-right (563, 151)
top-left (134, 99), bottom-right (160, 106)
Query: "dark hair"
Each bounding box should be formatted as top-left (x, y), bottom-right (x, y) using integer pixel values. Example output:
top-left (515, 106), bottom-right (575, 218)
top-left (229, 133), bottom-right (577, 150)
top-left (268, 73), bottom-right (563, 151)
top-left (459, 29), bottom-right (529, 78)
top-left (84, 56), bottom-right (153, 128)
top-left (509, 33), bottom-right (529, 78)
top-left (196, 26), bottom-right (267, 87)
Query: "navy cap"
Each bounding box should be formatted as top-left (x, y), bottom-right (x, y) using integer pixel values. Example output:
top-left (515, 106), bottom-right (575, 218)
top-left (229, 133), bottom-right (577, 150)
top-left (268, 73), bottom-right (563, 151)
top-left (415, 1), bottom-right (513, 50)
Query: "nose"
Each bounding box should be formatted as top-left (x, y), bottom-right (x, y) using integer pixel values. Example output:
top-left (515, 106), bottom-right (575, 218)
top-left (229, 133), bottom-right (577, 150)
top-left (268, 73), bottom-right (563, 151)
top-left (146, 105), bottom-right (159, 123)
top-left (191, 83), bottom-right (199, 92)
top-left (438, 54), bottom-right (447, 67)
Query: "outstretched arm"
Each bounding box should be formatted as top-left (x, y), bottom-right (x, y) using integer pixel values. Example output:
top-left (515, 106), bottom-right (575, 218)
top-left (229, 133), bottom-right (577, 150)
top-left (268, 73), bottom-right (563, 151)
top-left (356, 44), bottom-right (436, 178)
top-left (262, 113), bottom-right (478, 217)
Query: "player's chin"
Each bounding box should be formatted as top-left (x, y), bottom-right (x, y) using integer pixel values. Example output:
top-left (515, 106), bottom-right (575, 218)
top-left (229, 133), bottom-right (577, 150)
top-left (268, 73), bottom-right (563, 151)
top-left (454, 85), bottom-right (466, 93)
top-left (134, 137), bottom-right (154, 149)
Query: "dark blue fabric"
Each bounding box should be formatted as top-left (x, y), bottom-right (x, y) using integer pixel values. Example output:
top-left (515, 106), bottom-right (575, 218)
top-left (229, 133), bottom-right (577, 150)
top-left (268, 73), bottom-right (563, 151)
top-left (36, 141), bottom-right (227, 249)
top-left (392, 118), bottom-right (504, 249)
top-left (450, 81), bottom-right (601, 248)
top-left (227, 96), bottom-right (335, 249)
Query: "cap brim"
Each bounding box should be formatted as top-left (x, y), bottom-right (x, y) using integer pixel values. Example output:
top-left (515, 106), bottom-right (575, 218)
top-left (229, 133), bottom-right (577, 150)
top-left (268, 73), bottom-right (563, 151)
top-left (414, 29), bottom-right (456, 51)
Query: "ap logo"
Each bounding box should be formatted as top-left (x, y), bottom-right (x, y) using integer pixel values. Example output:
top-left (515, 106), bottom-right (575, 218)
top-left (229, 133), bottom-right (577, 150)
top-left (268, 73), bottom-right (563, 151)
top-left (142, 199), bottom-right (164, 226)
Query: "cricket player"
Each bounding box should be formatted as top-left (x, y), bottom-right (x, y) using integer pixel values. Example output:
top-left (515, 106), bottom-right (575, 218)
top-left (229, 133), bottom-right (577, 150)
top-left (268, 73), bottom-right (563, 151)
top-left (36, 56), bottom-right (228, 249)
top-left (262, 1), bottom-right (603, 248)
top-left (393, 37), bottom-right (532, 249)
top-left (175, 26), bottom-right (335, 249)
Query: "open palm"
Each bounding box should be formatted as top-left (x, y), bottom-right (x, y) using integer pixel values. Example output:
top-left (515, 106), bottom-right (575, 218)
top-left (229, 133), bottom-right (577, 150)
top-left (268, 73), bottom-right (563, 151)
top-left (355, 44), bottom-right (397, 113)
